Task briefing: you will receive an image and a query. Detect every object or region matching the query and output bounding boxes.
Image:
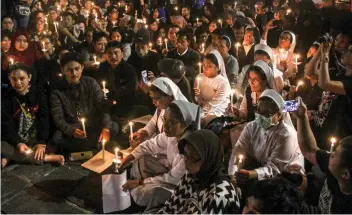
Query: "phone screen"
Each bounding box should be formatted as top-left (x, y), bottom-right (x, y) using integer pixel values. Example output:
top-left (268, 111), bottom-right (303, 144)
top-left (141, 70), bottom-right (148, 84)
top-left (283, 100), bottom-right (298, 112)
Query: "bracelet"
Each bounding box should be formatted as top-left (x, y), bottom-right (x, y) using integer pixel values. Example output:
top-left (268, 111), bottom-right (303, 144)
top-left (321, 56), bottom-right (329, 62)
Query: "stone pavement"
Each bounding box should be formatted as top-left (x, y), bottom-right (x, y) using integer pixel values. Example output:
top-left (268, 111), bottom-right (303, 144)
top-left (1, 134), bottom-right (136, 214)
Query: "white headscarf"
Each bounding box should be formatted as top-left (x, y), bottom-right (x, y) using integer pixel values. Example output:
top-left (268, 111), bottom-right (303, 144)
top-left (172, 100), bottom-right (201, 131)
top-left (253, 60), bottom-right (280, 93)
top-left (281, 30), bottom-right (296, 54)
top-left (210, 49), bottom-right (228, 79)
top-left (255, 44), bottom-right (274, 61)
top-left (152, 77), bottom-right (188, 101)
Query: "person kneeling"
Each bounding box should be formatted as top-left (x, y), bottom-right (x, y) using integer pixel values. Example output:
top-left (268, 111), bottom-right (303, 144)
top-left (2, 64), bottom-right (64, 168)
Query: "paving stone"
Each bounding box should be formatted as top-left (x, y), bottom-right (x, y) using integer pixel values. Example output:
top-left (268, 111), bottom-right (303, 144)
top-left (9, 163), bottom-right (58, 184)
top-left (34, 166), bottom-right (86, 198)
top-left (1, 172), bottom-right (31, 203)
top-left (1, 186), bottom-right (89, 214)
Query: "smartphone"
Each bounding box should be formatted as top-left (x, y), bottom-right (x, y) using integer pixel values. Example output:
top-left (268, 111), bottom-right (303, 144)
top-left (283, 100), bottom-right (298, 113)
top-left (141, 70), bottom-right (148, 84)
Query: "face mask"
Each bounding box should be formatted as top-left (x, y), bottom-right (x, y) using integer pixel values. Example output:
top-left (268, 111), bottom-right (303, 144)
top-left (255, 113), bottom-right (275, 130)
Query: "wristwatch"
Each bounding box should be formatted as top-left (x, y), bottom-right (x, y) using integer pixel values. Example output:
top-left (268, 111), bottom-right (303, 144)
top-left (321, 55), bottom-right (329, 63)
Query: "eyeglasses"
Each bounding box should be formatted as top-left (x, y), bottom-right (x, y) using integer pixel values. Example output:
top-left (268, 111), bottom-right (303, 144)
top-left (279, 36), bottom-right (290, 41)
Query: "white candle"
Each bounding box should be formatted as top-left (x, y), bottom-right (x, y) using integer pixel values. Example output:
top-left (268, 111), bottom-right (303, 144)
top-left (201, 43), bottom-right (205, 53)
top-left (102, 140), bottom-right (105, 160)
top-left (235, 43), bottom-right (240, 56)
top-left (164, 39), bottom-right (168, 51)
top-left (296, 80), bottom-right (304, 91)
top-left (149, 42), bottom-right (153, 49)
top-left (125, 5), bottom-right (128, 12)
top-left (330, 137), bottom-right (336, 153)
top-left (54, 22), bottom-right (58, 33)
top-left (42, 41), bottom-right (46, 52)
top-left (238, 154), bottom-right (243, 163)
top-left (198, 62), bottom-right (202, 74)
top-left (143, 18), bottom-right (146, 24)
top-left (129, 122), bottom-right (133, 140)
top-left (9, 58), bottom-right (14, 65)
top-left (102, 81), bottom-right (107, 98)
top-left (196, 77), bottom-right (201, 89)
top-left (93, 55), bottom-right (99, 65)
top-left (234, 1), bottom-right (237, 8)
top-left (295, 54), bottom-right (299, 64)
top-left (218, 19), bottom-right (222, 28)
top-left (174, 6), bottom-right (178, 11)
top-left (115, 147), bottom-right (119, 161)
top-left (286, 9), bottom-right (291, 15)
top-left (81, 118), bottom-right (86, 136)
top-left (230, 89), bottom-right (236, 108)
top-left (144, 24), bottom-right (148, 29)
top-left (196, 17), bottom-right (199, 25)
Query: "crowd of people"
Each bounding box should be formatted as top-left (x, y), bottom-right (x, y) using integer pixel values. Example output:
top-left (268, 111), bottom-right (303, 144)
top-left (1, 0), bottom-right (352, 213)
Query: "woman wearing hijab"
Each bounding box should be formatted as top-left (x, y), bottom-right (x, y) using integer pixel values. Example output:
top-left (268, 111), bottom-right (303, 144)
top-left (194, 53), bottom-right (231, 124)
top-left (128, 77), bottom-right (188, 150)
top-left (157, 129), bottom-right (241, 214)
top-left (120, 100), bottom-right (200, 211)
top-left (228, 89), bottom-right (304, 181)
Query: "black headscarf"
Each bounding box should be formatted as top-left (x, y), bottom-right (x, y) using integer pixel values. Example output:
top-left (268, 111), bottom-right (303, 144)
top-left (178, 129), bottom-right (229, 190)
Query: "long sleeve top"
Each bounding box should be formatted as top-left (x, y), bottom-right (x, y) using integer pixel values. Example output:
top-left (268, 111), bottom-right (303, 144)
top-left (195, 73), bottom-right (231, 117)
top-left (131, 132), bottom-right (186, 185)
top-left (158, 173), bottom-right (241, 214)
top-left (50, 76), bottom-right (112, 137)
top-left (142, 109), bottom-right (164, 137)
top-left (228, 120), bottom-right (304, 179)
top-left (2, 86), bottom-right (50, 146)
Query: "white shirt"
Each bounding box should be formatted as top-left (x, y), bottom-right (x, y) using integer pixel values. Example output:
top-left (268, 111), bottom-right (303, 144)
top-left (228, 120), bottom-right (304, 179)
top-left (142, 109), bottom-right (164, 137)
top-left (131, 132), bottom-right (186, 185)
top-left (195, 73), bottom-right (231, 117)
top-left (177, 47), bottom-right (188, 56)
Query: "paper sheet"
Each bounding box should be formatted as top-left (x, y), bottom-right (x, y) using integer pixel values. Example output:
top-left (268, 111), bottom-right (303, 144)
top-left (81, 150), bottom-right (115, 174)
top-left (131, 115), bottom-right (153, 125)
top-left (102, 172), bottom-right (131, 213)
top-left (312, 0), bottom-right (324, 4)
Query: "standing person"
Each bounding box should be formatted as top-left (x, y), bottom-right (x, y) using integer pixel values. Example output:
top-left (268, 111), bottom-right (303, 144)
top-left (236, 27), bottom-right (257, 72)
top-left (158, 130), bottom-right (241, 214)
top-left (120, 100), bottom-right (200, 211)
top-left (295, 98), bottom-right (352, 214)
top-left (217, 35), bottom-right (239, 84)
top-left (1, 15), bottom-right (15, 32)
top-left (50, 52), bottom-right (114, 153)
top-left (2, 64), bottom-right (64, 168)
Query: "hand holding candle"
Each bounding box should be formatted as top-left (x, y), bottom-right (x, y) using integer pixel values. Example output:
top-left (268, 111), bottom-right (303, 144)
top-left (218, 19), bottom-right (222, 28)
top-left (129, 122), bottom-right (133, 141)
top-left (198, 62), bottom-right (202, 74)
top-left (296, 80), bottom-right (304, 91)
top-left (102, 140), bottom-right (106, 160)
top-left (81, 118), bottom-right (87, 137)
top-left (164, 39), bottom-right (168, 51)
top-left (230, 89), bottom-right (236, 108)
top-left (235, 43), bottom-right (240, 56)
top-left (9, 58), bottom-right (14, 65)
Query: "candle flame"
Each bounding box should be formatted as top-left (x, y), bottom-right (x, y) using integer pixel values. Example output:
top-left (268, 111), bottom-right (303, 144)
top-left (235, 43), bottom-right (241, 47)
top-left (81, 118), bottom-right (85, 123)
top-left (331, 137), bottom-right (337, 144)
top-left (297, 81), bottom-right (304, 86)
top-left (102, 81), bottom-right (106, 85)
top-left (129, 121), bottom-right (133, 126)
top-left (198, 62), bottom-right (202, 66)
top-left (25, 149), bottom-right (32, 154)
top-left (115, 147), bottom-right (119, 153)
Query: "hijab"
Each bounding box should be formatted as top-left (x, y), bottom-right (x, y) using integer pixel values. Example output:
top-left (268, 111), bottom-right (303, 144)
top-left (253, 60), bottom-right (279, 92)
top-left (178, 129), bottom-right (228, 189)
top-left (151, 77), bottom-right (188, 101)
top-left (210, 49), bottom-right (228, 78)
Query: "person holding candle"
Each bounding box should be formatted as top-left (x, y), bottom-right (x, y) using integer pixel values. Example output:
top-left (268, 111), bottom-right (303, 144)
top-left (194, 52), bottom-right (231, 125)
top-left (228, 89), bottom-right (304, 183)
top-left (157, 130), bottom-right (241, 214)
top-left (50, 52), bottom-right (116, 153)
top-left (128, 76), bottom-right (188, 151)
top-left (1, 64), bottom-right (65, 168)
top-left (236, 27), bottom-right (258, 72)
top-left (120, 100), bottom-right (200, 211)
top-left (294, 98), bottom-right (352, 214)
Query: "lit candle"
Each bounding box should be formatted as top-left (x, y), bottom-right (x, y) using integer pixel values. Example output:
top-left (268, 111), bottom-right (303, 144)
top-left (148, 42), bottom-right (153, 49)
top-left (129, 122), bottom-right (133, 140)
top-left (296, 80), bottom-right (304, 91)
top-left (9, 58), bottom-right (14, 65)
top-left (102, 140), bottom-right (105, 160)
top-left (135, 10), bottom-right (138, 19)
top-left (125, 5), bottom-right (128, 12)
top-left (42, 41), bottom-right (46, 52)
top-left (235, 43), bottom-right (241, 56)
top-left (196, 77), bottom-right (201, 89)
top-left (295, 54), bottom-right (299, 64)
top-left (112, 21), bottom-right (116, 27)
top-left (201, 43), bottom-right (205, 53)
top-left (286, 9), bottom-right (291, 15)
top-left (218, 19), bottom-right (222, 28)
top-left (174, 6), bottom-right (178, 11)
top-left (93, 55), bottom-right (99, 65)
top-left (196, 17), bottom-right (199, 25)
top-left (115, 147), bottom-right (119, 161)
top-left (198, 62), bottom-right (202, 74)
top-left (144, 24), bottom-right (148, 29)
top-left (81, 118), bottom-right (87, 136)
top-left (234, 1), bottom-right (237, 8)
top-left (25, 149), bottom-right (33, 155)
top-left (143, 18), bottom-right (146, 24)
top-left (102, 81), bottom-right (107, 98)
top-left (330, 137), bottom-right (336, 153)
top-left (164, 38), bottom-right (168, 51)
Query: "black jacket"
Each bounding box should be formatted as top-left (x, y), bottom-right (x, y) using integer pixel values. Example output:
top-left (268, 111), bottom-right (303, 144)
top-left (50, 76), bottom-right (112, 137)
top-left (166, 48), bottom-right (201, 79)
top-left (127, 50), bottom-right (161, 80)
top-left (2, 86), bottom-right (50, 147)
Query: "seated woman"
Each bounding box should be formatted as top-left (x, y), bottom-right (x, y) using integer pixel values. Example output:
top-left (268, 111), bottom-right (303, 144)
top-left (120, 100), bottom-right (200, 211)
top-left (217, 35), bottom-right (239, 85)
top-left (157, 129), bottom-right (241, 214)
top-left (194, 52), bottom-right (231, 125)
top-left (125, 77), bottom-right (188, 152)
top-left (228, 89), bottom-right (304, 180)
top-left (1, 64), bottom-right (64, 168)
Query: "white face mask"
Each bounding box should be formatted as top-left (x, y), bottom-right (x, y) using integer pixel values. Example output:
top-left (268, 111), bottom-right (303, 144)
top-left (255, 113), bottom-right (275, 130)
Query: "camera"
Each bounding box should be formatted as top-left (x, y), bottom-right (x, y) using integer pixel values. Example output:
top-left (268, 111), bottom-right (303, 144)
top-left (318, 33), bottom-right (333, 43)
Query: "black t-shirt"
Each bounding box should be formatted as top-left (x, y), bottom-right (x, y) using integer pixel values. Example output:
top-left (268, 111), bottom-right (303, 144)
top-left (314, 78), bottom-right (352, 148)
top-left (316, 150), bottom-right (352, 214)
